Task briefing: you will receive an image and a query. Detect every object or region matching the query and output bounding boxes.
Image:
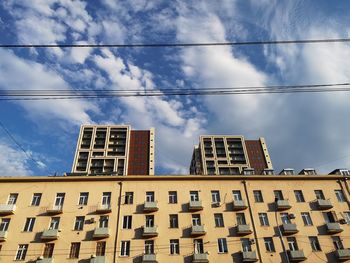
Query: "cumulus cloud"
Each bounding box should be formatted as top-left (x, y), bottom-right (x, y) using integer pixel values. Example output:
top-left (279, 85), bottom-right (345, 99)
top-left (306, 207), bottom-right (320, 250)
top-left (0, 142), bottom-right (32, 176)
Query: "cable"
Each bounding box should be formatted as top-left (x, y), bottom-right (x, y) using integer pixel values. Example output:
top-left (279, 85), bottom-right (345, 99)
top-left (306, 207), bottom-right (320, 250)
top-left (1, 38), bottom-right (350, 48)
top-left (1, 82), bottom-right (350, 101)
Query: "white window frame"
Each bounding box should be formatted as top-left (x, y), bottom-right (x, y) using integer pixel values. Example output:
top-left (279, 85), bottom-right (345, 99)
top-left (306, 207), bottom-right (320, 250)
top-left (23, 218), bottom-right (35, 232)
top-left (253, 190), bottom-right (263, 202)
top-left (335, 190), bottom-right (346, 202)
top-left (259, 213), bottom-right (269, 226)
top-left (218, 238), bottom-right (228, 253)
top-left (79, 192), bottom-right (89, 205)
top-left (146, 192), bottom-right (155, 202)
top-left (125, 192), bottom-right (133, 204)
top-left (0, 218), bottom-right (10, 231)
top-left (192, 214), bottom-right (201, 226)
top-left (301, 212), bottom-right (313, 226)
top-left (169, 214), bottom-right (178, 228)
top-left (49, 217), bottom-right (60, 230)
top-left (102, 192), bottom-right (111, 206)
top-left (232, 190), bottom-right (242, 201)
top-left (120, 240), bottom-right (130, 256)
top-left (170, 239), bottom-right (180, 255)
top-left (31, 193), bottom-right (42, 206)
top-left (99, 216), bottom-right (109, 228)
top-left (214, 213), bottom-right (224, 227)
top-left (190, 191), bottom-right (199, 201)
top-left (123, 215), bottom-right (132, 229)
top-left (309, 236), bottom-right (321, 251)
top-left (168, 191), bottom-right (177, 204)
top-left (145, 240), bottom-right (154, 255)
top-left (264, 238), bottom-right (275, 252)
top-left (15, 244), bottom-right (28, 260)
top-left (211, 190), bottom-right (221, 203)
top-left (74, 216), bottom-right (85, 231)
top-left (294, 190), bottom-right (305, 202)
top-left (8, 193), bottom-right (18, 205)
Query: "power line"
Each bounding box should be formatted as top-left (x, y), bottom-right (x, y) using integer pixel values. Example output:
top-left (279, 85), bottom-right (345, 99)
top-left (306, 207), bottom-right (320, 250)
top-left (1, 82), bottom-right (350, 101)
top-left (1, 38), bottom-right (350, 48)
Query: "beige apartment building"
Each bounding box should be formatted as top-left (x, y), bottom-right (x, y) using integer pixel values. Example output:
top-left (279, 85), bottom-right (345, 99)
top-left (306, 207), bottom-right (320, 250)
top-left (1, 173), bottom-right (350, 263)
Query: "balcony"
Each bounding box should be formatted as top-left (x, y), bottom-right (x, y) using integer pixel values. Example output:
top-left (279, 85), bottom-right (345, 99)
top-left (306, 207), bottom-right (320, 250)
top-left (288, 250), bottom-right (307, 262)
top-left (41, 229), bottom-right (59, 240)
top-left (335, 249), bottom-right (350, 261)
top-left (93, 227), bottom-right (110, 239)
top-left (282, 223), bottom-right (299, 235)
top-left (237, 224), bottom-right (253, 235)
top-left (46, 205), bottom-right (63, 214)
top-left (96, 204), bottom-right (112, 213)
top-left (36, 258), bottom-right (54, 263)
top-left (232, 200), bottom-right (248, 210)
top-left (193, 253), bottom-right (209, 262)
top-left (316, 199), bottom-right (333, 210)
top-left (142, 226), bottom-right (158, 237)
top-left (242, 251), bottom-right (258, 262)
top-left (326, 222), bottom-right (343, 234)
top-left (191, 225), bottom-right (206, 236)
top-left (276, 200), bottom-right (291, 210)
top-left (142, 254), bottom-right (157, 262)
top-left (0, 231), bottom-right (8, 241)
top-left (0, 204), bottom-right (16, 215)
top-left (143, 201), bottom-right (158, 212)
top-left (189, 200), bottom-right (203, 211)
top-left (90, 256), bottom-right (106, 263)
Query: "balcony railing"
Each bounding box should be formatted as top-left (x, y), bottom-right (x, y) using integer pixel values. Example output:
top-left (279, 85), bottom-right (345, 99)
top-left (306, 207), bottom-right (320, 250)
top-left (0, 231), bottom-right (8, 241)
top-left (142, 226), bottom-right (158, 237)
top-left (41, 229), bottom-right (59, 240)
top-left (282, 223), bottom-right (299, 235)
top-left (143, 201), bottom-right (158, 212)
top-left (232, 200), bottom-right (247, 210)
top-left (242, 251), bottom-right (258, 262)
top-left (316, 199), bottom-right (333, 209)
top-left (276, 200), bottom-right (291, 210)
top-left (189, 200), bottom-right (203, 211)
top-left (96, 204), bottom-right (112, 213)
top-left (237, 224), bottom-right (252, 235)
top-left (326, 222), bottom-right (343, 234)
top-left (335, 249), bottom-right (350, 261)
top-left (46, 205), bottom-right (63, 214)
top-left (142, 254), bottom-right (157, 262)
top-left (191, 225), bottom-right (206, 236)
top-left (0, 204), bottom-right (16, 215)
top-left (193, 253), bottom-right (209, 262)
top-left (90, 256), bottom-right (106, 263)
top-left (288, 250), bottom-right (307, 262)
top-left (93, 227), bottom-right (110, 239)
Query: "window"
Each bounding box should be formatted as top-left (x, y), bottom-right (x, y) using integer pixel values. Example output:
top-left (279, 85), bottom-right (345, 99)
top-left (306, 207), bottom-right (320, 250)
top-left (335, 190), bottom-right (346, 202)
top-left (194, 239), bottom-right (204, 254)
top-left (102, 192), bottom-right (111, 205)
top-left (241, 238), bottom-right (251, 252)
top-left (294, 190), bottom-right (305, 202)
top-left (146, 192), bottom-right (155, 202)
top-left (43, 243), bottom-right (54, 258)
top-left (49, 217), bottom-right (60, 230)
top-left (253, 190), bottom-right (263, 202)
top-left (236, 213), bottom-right (246, 225)
top-left (218, 238), bottom-right (228, 253)
top-left (99, 216), bottom-right (109, 228)
top-left (74, 216), bottom-right (85, 231)
top-left (79, 192), bottom-right (89, 205)
top-left (125, 192), bottom-right (133, 204)
top-left (168, 191), bottom-right (177, 204)
top-left (280, 213), bottom-right (291, 224)
top-left (146, 215), bottom-right (154, 227)
top-left (332, 236), bottom-right (344, 250)
top-left (214, 213), bottom-right (224, 227)
top-left (0, 218), bottom-right (10, 231)
top-left (23, 218), bottom-right (35, 232)
top-left (69, 242), bottom-right (80, 258)
top-left (264, 237), bottom-right (275, 252)
top-left (120, 241), bottom-right (130, 256)
top-left (315, 190), bottom-right (325, 200)
top-left (192, 214), bottom-right (201, 226)
top-left (232, 190), bottom-right (242, 201)
top-left (343, 212), bottom-right (350, 224)
top-left (274, 190), bottom-right (284, 201)
top-left (96, 241), bottom-right (106, 256)
top-left (123, 215), bottom-right (132, 229)
top-left (31, 193), bottom-right (42, 206)
top-left (309, 236), bottom-right (321, 251)
top-left (169, 214), bottom-right (178, 228)
top-left (190, 191), bottom-right (199, 201)
top-left (301, 212), bottom-right (313, 226)
top-left (323, 211), bottom-right (337, 223)
top-left (54, 193), bottom-right (65, 208)
top-left (8, 193), bottom-right (18, 205)
top-left (170, 239), bottom-right (180, 255)
top-left (15, 244), bottom-right (28, 260)
top-left (259, 213), bottom-right (269, 226)
top-left (211, 190), bottom-right (221, 203)
top-left (145, 240), bottom-right (154, 255)
top-left (287, 237), bottom-right (298, 251)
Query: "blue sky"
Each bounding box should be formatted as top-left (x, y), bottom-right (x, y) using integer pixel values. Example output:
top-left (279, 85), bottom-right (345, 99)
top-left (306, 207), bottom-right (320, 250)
top-left (0, 0), bottom-right (350, 176)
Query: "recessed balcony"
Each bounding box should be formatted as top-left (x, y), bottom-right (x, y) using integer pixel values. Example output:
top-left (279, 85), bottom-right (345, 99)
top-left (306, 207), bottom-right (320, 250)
top-left (41, 229), bottom-right (59, 240)
top-left (191, 225), bottom-right (206, 236)
top-left (276, 200), bottom-right (291, 210)
top-left (242, 251), bottom-right (258, 262)
top-left (237, 224), bottom-right (253, 236)
top-left (316, 199), bottom-right (333, 210)
top-left (193, 253), bottom-right (209, 262)
top-left (142, 226), bottom-right (158, 237)
top-left (189, 200), bottom-right (203, 211)
top-left (232, 200), bottom-right (248, 210)
top-left (0, 204), bottom-right (16, 215)
top-left (0, 231), bottom-right (8, 241)
top-left (93, 227), bottom-right (110, 239)
top-left (288, 250), bottom-right (307, 262)
top-left (326, 222), bottom-right (343, 234)
top-left (282, 223), bottom-right (299, 235)
top-left (142, 253), bottom-right (157, 262)
top-left (143, 201), bottom-right (158, 212)
top-left (335, 249), bottom-right (350, 261)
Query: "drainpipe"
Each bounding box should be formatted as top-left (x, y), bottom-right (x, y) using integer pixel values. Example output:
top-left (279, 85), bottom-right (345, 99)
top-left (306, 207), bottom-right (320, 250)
top-left (242, 180), bottom-right (263, 263)
top-left (113, 182), bottom-right (123, 263)
top-left (274, 198), bottom-right (290, 263)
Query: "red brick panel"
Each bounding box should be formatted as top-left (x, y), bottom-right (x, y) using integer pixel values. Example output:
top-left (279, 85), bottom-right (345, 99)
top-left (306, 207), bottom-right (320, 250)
top-left (245, 140), bottom-right (268, 175)
top-left (127, 130), bottom-right (150, 175)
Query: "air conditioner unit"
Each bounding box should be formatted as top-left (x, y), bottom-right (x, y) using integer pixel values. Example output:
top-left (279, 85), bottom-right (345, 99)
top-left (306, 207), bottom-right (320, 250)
top-left (288, 213), bottom-right (296, 219)
top-left (250, 239), bottom-right (255, 244)
top-left (339, 219), bottom-right (347, 224)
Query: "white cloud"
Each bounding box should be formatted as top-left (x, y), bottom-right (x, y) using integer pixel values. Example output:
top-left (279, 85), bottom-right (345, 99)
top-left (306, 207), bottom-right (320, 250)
top-left (0, 142), bottom-right (32, 176)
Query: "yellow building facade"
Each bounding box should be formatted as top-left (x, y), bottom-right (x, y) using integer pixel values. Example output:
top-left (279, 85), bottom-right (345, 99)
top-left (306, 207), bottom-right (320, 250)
top-left (0, 174), bottom-right (350, 263)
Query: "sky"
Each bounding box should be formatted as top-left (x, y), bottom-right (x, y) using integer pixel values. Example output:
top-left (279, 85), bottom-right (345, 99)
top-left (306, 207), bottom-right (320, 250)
top-left (0, 0), bottom-right (350, 176)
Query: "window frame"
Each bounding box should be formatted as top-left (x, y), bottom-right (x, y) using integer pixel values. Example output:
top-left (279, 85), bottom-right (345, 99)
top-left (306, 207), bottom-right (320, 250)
top-left (120, 240), bottom-right (130, 256)
top-left (31, 193), bottom-right (42, 206)
top-left (123, 215), bottom-right (132, 229)
top-left (253, 190), bottom-right (264, 203)
top-left (74, 216), bottom-right (85, 231)
top-left (15, 244), bottom-right (28, 260)
top-left (217, 238), bottom-right (228, 253)
top-left (259, 213), bottom-right (269, 226)
top-left (214, 213), bottom-right (224, 227)
top-left (23, 217), bottom-right (35, 232)
top-left (294, 190), bottom-right (305, 202)
top-left (301, 212), bottom-right (313, 226)
top-left (170, 239), bottom-right (180, 255)
top-left (169, 214), bottom-right (179, 228)
top-left (78, 192), bottom-right (89, 206)
top-left (168, 191), bottom-right (178, 204)
top-left (69, 242), bottom-right (81, 259)
top-left (124, 192), bottom-right (134, 204)
top-left (264, 237), bottom-right (275, 252)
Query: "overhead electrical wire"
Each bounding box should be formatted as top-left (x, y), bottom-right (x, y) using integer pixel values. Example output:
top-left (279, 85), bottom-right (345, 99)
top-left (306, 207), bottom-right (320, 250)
top-left (1, 38), bottom-right (350, 48)
top-left (0, 83), bottom-right (350, 101)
